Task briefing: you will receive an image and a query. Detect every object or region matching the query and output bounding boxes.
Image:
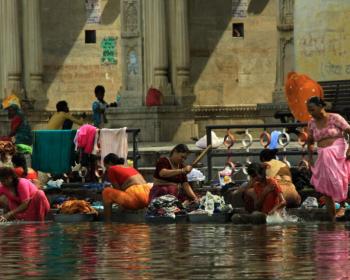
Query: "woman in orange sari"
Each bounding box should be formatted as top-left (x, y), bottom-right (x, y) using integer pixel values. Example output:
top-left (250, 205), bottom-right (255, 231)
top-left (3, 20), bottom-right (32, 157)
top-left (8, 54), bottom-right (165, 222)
top-left (102, 153), bottom-right (151, 222)
top-left (260, 149), bottom-right (301, 207)
top-left (11, 153), bottom-right (41, 188)
top-left (244, 163), bottom-right (286, 215)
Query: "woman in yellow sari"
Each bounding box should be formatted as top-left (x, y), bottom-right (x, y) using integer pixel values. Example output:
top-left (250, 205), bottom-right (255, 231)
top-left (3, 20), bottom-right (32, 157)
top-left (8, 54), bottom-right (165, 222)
top-left (260, 149), bottom-right (301, 207)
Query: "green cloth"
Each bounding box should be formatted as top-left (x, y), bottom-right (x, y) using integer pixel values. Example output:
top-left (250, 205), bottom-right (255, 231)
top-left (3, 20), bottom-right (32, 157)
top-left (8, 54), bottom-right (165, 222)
top-left (32, 130), bottom-right (76, 174)
top-left (16, 144), bottom-right (33, 154)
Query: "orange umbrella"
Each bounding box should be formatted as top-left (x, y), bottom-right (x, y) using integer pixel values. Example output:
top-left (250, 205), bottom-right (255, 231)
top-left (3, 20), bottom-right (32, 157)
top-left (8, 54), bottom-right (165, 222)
top-left (285, 72), bottom-right (324, 122)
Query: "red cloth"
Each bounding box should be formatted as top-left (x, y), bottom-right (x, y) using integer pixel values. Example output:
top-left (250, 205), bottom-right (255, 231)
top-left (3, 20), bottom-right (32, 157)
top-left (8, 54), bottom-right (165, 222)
top-left (153, 157), bottom-right (187, 183)
top-left (14, 167), bottom-right (38, 180)
top-left (107, 165), bottom-right (139, 186)
top-left (253, 178), bottom-right (282, 214)
top-left (146, 88), bottom-right (162, 106)
top-left (76, 124), bottom-right (97, 154)
top-left (0, 178), bottom-right (50, 221)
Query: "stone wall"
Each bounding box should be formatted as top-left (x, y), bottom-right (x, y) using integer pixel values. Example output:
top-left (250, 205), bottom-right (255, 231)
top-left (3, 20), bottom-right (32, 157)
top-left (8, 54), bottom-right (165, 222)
top-left (189, 0), bottom-right (277, 106)
top-left (41, 0), bottom-right (122, 110)
top-left (295, 0), bottom-right (350, 81)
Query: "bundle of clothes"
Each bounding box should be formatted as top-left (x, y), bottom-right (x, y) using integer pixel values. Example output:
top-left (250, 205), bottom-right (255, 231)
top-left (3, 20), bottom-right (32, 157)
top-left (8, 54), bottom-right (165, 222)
top-left (146, 191), bottom-right (233, 219)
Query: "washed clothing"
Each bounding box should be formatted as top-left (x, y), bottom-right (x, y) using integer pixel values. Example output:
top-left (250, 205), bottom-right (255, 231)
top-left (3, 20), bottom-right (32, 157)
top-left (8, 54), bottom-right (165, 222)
top-left (100, 128), bottom-right (128, 169)
top-left (0, 178), bottom-right (49, 221)
top-left (76, 124), bottom-right (97, 154)
top-left (32, 130), bottom-right (76, 174)
top-left (311, 138), bottom-right (350, 202)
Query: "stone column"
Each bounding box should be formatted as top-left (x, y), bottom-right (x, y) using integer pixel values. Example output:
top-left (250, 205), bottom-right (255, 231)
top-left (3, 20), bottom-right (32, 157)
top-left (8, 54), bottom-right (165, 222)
top-left (174, 0), bottom-right (190, 97)
top-left (5, 0), bottom-right (22, 97)
top-left (152, 0), bottom-right (173, 104)
top-left (273, 0), bottom-right (294, 104)
top-left (0, 0), bottom-right (7, 98)
top-left (26, 0), bottom-right (44, 106)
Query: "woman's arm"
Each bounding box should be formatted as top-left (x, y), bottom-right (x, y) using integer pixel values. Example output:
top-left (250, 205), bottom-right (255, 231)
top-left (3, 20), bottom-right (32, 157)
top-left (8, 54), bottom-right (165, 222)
top-left (65, 112), bottom-right (84, 126)
top-left (159, 165), bottom-right (192, 178)
top-left (2, 200), bottom-right (30, 221)
top-left (182, 182), bottom-right (198, 201)
top-left (307, 135), bottom-right (315, 166)
top-left (268, 193), bottom-right (286, 215)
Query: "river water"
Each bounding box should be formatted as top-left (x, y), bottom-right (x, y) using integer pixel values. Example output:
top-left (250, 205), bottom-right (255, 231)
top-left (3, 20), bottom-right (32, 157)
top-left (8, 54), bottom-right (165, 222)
top-left (0, 222), bottom-right (349, 279)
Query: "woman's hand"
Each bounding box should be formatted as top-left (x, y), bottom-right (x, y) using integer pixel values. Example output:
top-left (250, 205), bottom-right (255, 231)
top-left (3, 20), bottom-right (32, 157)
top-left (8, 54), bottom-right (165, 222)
top-left (182, 165), bottom-right (192, 174)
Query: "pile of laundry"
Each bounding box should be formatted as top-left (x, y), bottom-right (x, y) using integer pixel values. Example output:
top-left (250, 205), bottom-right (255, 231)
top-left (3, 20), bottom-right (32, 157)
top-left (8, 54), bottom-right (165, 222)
top-left (146, 195), bottom-right (186, 219)
top-left (188, 191), bottom-right (233, 216)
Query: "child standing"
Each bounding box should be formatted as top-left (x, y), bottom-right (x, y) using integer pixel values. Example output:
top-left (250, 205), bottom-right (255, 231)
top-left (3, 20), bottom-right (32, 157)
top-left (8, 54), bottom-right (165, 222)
top-left (92, 85), bottom-right (108, 128)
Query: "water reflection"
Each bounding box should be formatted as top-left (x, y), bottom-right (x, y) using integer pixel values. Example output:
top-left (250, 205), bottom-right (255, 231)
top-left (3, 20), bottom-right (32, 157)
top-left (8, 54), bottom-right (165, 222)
top-left (315, 224), bottom-right (350, 280)
top-left (0, 222), bottom-right (350, 279)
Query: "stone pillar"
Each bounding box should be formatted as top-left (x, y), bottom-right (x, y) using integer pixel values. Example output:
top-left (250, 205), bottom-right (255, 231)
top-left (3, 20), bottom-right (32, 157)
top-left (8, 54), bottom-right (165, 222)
top-left (5, 0), bottom-right (22, 97)
top-left (23, 0), bottom-right (44, 108)
top-left (0, 0), bottom-right (7, 99)
top-left (152, 0), bottom-right (173, 104)
top-left (120, 0), bottom-right (144, 107)
top-left (174, 0), bottom-right (190, 98)
top-left (273, 0), bottom-right (294, 104)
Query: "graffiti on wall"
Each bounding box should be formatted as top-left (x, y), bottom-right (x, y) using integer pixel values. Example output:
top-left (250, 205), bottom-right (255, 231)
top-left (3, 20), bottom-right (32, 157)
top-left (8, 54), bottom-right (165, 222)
top-left (101, 37), bottom-right (117, 65)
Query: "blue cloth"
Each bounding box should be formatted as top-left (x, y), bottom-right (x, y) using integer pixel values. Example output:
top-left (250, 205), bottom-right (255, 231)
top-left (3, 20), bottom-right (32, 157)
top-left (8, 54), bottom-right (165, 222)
top-left (32, 130), bottom-right (76, 174)
top-left (268, 130), bottom-right (281, 149)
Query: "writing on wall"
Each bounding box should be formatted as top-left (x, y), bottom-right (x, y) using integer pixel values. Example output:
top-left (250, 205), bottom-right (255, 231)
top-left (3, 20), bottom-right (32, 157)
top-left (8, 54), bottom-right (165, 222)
top-left (295, 0), bottom-right (350, 81)
top-left (101, 37), bottom-right (117, 65)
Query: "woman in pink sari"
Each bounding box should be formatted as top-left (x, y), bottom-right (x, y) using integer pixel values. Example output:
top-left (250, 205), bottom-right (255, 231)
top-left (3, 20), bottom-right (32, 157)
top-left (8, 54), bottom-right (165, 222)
top-left (307, 96), bottom-right (350, 220)
top-left (0, 167), bottom-right (50, 222)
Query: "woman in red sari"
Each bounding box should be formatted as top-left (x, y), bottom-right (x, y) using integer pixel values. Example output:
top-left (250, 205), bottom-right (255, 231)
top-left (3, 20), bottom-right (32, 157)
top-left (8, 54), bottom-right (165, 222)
top-left (0, 167), bottom-right (49, 222)
top-left (149, 144), bottom-right (198, 202)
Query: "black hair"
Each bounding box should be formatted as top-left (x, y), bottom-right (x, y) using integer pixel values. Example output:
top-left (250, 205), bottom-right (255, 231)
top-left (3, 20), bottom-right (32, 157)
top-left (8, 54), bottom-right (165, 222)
top-left (94, 85), bottom-right (105, 96)
top-left (0, 167), bottom-right (19, 192)
top-left (56, 100), bottom-right (68, 112)
top-left (170, 144), bottom-right (190, 156)
top-left (11, 153), bottom-right (28, 177)
top-left (307, 96), bottom-right (326, 108)
top-left (259, 149), bottom-right (278, 162)
top-left (103, 153), bottom-right (125, 165)
top-left (247, 162), bottom-right (266, 182)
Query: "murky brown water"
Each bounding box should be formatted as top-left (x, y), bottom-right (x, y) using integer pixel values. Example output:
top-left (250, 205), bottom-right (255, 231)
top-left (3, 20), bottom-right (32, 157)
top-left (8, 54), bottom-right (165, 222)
top-left (0, 222), bottom-right (350, 279)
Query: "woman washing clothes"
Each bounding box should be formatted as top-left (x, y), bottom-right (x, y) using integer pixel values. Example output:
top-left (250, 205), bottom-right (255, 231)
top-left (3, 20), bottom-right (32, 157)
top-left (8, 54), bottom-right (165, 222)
top-left (307, 96), bottom-right (350, 220)
top-left (244, 163), bottom-right (286, 215)
top-left (260, 149), bottom-right (301, 207)
top-left (102, 153), bottom-right (151, 222)
top-left (0, 167), bottom-right (50, 222)
top-left (149, 144), bottom-right (198, 203)
top-left (11, 153), bottom-right (41, 188)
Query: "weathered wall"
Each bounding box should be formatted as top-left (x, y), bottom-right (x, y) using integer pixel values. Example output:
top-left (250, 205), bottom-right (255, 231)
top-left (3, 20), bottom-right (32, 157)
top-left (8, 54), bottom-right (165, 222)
top-left (41, 0), bottom-right (121, 110)
top-left (189, 0), bottom-right (277, 106)
top-left (295, 0), bottom-right (350, 81)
